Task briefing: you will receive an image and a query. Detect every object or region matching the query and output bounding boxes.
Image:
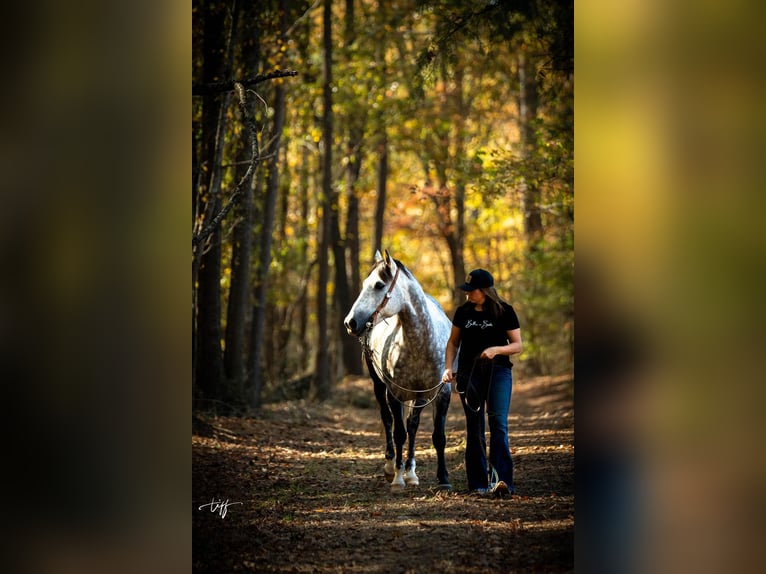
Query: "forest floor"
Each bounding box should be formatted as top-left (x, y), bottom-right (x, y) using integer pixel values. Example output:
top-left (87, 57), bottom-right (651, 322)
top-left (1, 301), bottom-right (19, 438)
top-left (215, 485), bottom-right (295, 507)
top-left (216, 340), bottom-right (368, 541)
top-left (193, 374), bottom-right (574, 573)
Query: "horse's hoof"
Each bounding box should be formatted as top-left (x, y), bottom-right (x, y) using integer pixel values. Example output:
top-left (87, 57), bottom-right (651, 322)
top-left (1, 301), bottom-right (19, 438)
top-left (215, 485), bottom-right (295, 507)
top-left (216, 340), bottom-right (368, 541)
top-left (383, 459), bottom-right (395, 481)
top-left (403, 462), bottom-right (418, 486)
top-left (390, 480), bottom-right (406, 491)
top-left (390, 467), bottom-right (406, 490)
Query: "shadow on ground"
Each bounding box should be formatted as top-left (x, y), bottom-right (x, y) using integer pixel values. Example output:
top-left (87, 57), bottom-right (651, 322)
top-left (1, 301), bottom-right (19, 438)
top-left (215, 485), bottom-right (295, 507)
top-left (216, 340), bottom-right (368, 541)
top-left (193, 374), bottom-right (573, 573)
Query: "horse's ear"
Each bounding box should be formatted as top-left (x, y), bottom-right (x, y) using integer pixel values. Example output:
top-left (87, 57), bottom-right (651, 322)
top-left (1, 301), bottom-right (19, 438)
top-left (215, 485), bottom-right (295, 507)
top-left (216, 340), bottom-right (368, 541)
top-left (374, 250), bottom-right (383, 263)
top-left (383, 249), bottom-right (392, 265)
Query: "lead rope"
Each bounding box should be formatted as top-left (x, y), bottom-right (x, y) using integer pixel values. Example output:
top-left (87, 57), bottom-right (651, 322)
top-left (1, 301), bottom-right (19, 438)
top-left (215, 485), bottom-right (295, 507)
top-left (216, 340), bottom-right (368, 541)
top-left (489, 465), bottom-right (500, 491)
top-left (358, 324), bottom-right (446, 408)
top-left (459, 358), bottom-right (502, 490)
top-left (460, 357), bottom-right (496, 414)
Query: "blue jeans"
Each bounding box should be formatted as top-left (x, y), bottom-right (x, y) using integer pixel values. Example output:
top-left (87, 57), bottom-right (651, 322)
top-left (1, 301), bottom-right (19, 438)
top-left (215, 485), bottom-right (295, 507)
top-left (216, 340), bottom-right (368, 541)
top-left (459, 362), bottom-right (515, 492)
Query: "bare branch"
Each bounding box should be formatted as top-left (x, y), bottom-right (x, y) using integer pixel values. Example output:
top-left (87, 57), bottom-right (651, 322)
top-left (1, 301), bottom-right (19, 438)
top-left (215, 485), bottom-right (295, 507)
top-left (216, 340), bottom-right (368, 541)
top-left (221, 152), bottom-right (277, 168)
top-left (193, 82), bottom-right (260, 249)
top-left (285, 0), bottom-right (321, 37)
top-left (192, 69), bottom-right (298, 96)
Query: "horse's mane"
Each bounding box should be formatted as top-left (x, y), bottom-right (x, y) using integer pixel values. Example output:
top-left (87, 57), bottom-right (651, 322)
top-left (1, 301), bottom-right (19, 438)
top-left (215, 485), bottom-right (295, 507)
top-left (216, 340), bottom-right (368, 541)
top-left (380, 259), bottom-right (442, 313)
top-left (372, 258), bottom-right (413, 281)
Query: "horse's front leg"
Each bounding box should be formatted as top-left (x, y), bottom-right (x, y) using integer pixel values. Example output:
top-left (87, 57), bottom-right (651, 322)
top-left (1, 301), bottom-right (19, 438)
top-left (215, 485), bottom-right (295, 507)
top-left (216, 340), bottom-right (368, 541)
top-left (403, 401), bottom-right (424, 486)
top-left (389, 391), bottom-right (407, 490)
top-left (372, 375), bottom-right (395, 481)
top-left (432, 384), bottom-right (452, 490)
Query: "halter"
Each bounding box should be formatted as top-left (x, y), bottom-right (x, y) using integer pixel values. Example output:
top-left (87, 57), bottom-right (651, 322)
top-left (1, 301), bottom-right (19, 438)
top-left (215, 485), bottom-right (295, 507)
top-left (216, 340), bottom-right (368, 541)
top-left (365, 260), bottom-right (401, 330)
top-left (358, 261), bottom-right (445, 407)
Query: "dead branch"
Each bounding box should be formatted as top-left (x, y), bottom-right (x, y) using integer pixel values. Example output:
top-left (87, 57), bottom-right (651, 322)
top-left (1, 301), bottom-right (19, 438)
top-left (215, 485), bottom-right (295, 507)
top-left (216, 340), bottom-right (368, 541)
top-left (192, 69), bottom-right (298, 96)
top-left (193, 83), bottom-right (259, 250)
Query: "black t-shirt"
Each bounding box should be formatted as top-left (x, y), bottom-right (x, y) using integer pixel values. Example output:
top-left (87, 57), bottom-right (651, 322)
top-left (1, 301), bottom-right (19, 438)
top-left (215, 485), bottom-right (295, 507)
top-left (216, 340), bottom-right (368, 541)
top-left (452, 301), bottom-right (520, 370)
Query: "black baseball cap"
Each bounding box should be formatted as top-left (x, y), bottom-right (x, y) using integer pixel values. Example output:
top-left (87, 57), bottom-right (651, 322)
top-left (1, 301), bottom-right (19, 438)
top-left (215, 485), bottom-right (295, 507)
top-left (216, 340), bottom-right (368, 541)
top-left (459, 269), bottom-right (494, 291)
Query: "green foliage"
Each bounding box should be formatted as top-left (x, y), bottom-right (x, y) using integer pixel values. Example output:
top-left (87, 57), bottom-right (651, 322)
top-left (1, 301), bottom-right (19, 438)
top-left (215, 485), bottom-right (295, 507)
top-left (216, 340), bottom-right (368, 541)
top-left (414, 0), bottom-right (573, 77)
top-left (194, 0), bottom-right (573, 408)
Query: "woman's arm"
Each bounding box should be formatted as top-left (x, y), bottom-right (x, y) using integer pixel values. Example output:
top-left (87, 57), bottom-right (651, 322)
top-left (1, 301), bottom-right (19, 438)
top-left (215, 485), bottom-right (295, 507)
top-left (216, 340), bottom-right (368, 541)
top-left (442, 325), bottom-right (461, 383)
top-left (480, 328), bottom-right (523, 360)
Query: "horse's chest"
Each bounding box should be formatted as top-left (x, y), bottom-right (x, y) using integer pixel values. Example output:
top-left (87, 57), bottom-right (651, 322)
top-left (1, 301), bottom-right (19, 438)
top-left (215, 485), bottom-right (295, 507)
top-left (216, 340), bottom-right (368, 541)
top-left (370, 315), bottom-right (443, 383)
top-left (384, 337), bottom-right (440, 382)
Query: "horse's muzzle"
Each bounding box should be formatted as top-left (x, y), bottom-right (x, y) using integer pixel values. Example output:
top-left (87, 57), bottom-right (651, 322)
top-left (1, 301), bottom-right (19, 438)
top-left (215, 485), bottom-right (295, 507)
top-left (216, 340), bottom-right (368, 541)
top-left (343, 314), bottom-right (372, 337)
top-left (344, 316), bottom-right (365, 336)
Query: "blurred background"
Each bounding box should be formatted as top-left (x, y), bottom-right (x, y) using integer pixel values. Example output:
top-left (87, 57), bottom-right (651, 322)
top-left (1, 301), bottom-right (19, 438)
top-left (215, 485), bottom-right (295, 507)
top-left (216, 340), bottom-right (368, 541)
top-left (577, 0), bottom-right (766, 571)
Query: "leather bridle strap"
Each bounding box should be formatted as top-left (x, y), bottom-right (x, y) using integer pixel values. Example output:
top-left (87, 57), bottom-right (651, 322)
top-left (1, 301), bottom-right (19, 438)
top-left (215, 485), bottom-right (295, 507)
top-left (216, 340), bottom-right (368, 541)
top-left (367, 262), bottom-right (401, 328)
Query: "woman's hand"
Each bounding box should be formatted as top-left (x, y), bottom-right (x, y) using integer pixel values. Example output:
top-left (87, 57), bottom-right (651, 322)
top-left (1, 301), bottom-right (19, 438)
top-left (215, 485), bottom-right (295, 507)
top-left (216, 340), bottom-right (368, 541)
top-left (481, 346), bottom-right (501, 360)
top-left (442, 368), bottom-right (453, 383)
top-left (481, 332), bottom-right (522, 360)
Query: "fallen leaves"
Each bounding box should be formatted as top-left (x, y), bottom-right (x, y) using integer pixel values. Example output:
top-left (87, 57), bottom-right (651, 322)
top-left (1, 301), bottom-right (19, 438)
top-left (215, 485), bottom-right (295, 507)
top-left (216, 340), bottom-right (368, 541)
top-left (193, 375), bottom-right (574, 573)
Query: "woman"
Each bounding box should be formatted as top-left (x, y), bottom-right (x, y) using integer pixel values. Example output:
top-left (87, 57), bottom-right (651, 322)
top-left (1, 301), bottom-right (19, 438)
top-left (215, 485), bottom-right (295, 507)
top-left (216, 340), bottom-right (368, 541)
top-left (442, 269), bottom-right (522, 497)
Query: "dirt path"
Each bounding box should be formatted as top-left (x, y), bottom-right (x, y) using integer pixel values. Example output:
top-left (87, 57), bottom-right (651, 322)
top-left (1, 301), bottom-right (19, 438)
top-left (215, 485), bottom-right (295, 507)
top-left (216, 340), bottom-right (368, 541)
top-left (193, 374), bottom-right (574, 573)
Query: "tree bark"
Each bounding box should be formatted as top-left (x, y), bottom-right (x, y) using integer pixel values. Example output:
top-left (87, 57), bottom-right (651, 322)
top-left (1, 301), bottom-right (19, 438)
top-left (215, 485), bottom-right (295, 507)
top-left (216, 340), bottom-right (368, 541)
top-left (249, 0), bottom-right (289, 408)
top-left (339, 0), bottom-right (363, 376)
top-left (311, 0), bottom-right (333, 402)
top-left (193, 0), bottom-right (232, 405)
top-left (518, 49), bottom-right (543, 375)
top-left (223, 124), bottom-right (254, 396)
top-left (249, 82), bottom-right (286, 408)
top-left (299, 145), bottom-right (311, 372)
top-left (272, 144), bottom-right (292, 383)
top-left (223, 6), bottom-right (259, 396)
top-left (346, 160), bottom-right (361, 299)
top-left (192, 69), bottom-right (298, 95)
top-left (373, 131), bottom-right (388, 260)
top-left (430, 64), bottom-right (467, 310)
top-left (518, 50), bottom-right (543, 246)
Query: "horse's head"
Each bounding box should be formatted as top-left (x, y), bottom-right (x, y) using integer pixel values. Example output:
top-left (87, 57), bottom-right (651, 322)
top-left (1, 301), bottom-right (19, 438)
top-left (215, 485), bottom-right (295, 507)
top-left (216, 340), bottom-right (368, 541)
top-left (344, 249), bottom-right (405, 336)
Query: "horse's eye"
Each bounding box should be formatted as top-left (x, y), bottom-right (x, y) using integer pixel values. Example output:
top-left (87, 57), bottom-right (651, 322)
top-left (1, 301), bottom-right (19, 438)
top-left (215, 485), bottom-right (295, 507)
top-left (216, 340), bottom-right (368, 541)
top-left (374, 281), bottom-right (386, 290)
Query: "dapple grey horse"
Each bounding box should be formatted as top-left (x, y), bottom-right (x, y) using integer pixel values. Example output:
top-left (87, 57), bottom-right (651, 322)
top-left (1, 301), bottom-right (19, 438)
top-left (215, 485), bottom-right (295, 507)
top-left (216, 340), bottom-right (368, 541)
top-left (344, 250), bottom-right (453, 490)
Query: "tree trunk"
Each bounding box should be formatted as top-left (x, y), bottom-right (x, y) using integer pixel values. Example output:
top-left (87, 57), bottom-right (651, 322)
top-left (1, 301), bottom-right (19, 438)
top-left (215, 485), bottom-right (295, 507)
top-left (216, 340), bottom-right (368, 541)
top-left (196, 231), bottom-right (224, 403)
top-left (223, 0), bottom-right (259, 401)
top-left (336, 133), bottom-right (364, 378)
top-left (432, 64), bottom-right (467, 310)
top-left (223, 142), bottom-right (254, 397)
top-left (346, 159), bottom-right (361, 299)
top-left (518, 49), bottom-right (543, 375)
top-left (445, 222), bottom-right (466, 308)
top-left (518, 50), bottom-right (543, 246)
top-left (341, 0), bottom-right (363, 375)
top-left (311, 0), bottom-right (333, 402)
top-left (299, 145), bottom-right (311, 372)
top-left (373, 131), bottom-right (388, 260)
top-left (193, 0), bottom-right (232, 406)
top-left (273, 144), bottom-right (292, 383)
top-left (222, 99), bottom-right (255, 401)
top-left (195, 104), bottom-right (227, 404)
top-left (249, 66), bottom-right (288, 410)
top-left (331, 216), bottom-right (360, 376)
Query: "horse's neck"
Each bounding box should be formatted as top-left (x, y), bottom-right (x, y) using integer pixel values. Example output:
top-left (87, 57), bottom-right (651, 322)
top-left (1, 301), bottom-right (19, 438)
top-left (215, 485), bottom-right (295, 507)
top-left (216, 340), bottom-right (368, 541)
top-left (396, 278), bottom-right (438, 346)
